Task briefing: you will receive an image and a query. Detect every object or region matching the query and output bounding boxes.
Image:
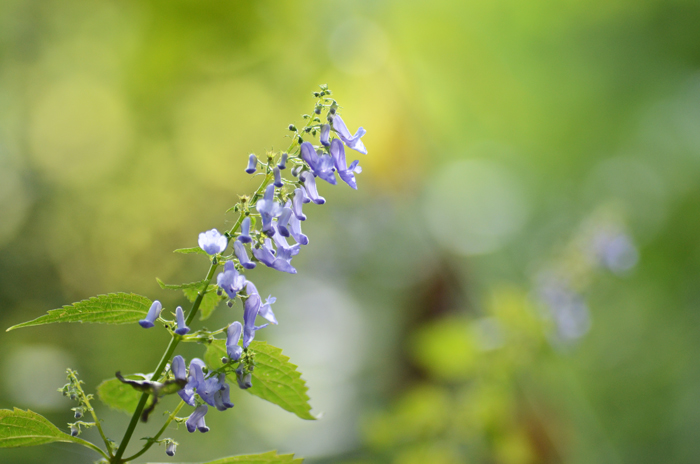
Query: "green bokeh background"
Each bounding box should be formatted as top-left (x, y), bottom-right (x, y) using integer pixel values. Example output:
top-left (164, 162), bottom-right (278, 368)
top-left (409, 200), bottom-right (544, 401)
top-left (1, 0), bottom-right (700, 463)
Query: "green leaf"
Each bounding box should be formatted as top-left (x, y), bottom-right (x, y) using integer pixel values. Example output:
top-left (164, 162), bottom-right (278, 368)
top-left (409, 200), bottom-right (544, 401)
top-left (205, 341), bottom-right (316, 420)
top-left (156, 277), bottom-right (208, 291)
top-left (97, 378), bottom-right (143, 414)
top-left (183, 285), bottom-right (223, 321)
top-left (0, 408), bottom-right (97, 451)
top-left (174, 247), bottom-right (209, 255)
top-left (6, 293), bottom-right (152, 331)
top-left (147, 450), bottom-right (303, 464)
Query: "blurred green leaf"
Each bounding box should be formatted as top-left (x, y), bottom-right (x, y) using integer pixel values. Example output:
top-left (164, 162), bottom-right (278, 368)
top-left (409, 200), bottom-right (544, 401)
top-left (6, 293), bottom-right (151, 331)
top-left (147, 450), bottom-right (303, 463)
top-left (0, 408), bottom-right (95, 449)
top-left (205, 340), bottom-right (316, 420)
top-left (174, 247), bottom-right (209, 255)
top-left (97, 378), bottom-right (142, 414)
top-left (182, 285), bottom-right (223, 321)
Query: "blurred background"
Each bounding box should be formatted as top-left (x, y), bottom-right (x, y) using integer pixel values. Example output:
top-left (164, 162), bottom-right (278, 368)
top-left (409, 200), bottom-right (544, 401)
top-left (1, 0), bottom-right (700, 463)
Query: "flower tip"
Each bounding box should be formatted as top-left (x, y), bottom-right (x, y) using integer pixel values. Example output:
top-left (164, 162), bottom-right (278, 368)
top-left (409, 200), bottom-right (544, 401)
top-left (174, 327), bottom-right (190, 335)
top-left (138, 320), bottom-right (155, 329)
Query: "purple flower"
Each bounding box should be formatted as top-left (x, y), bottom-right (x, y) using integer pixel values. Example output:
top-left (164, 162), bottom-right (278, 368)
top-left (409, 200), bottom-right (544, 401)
top-left (234, 241), bottom-right (256, 270)
top-left (289, 214), bottom-right (309, 245)
top-left (255, 184), bottom-right (283, 236)
top-left (243, 287), bottom-right (268, 348)
top-left (235, 365), bottom-right (252, 389)
top-left (273, 167), bottom-right (284, 188)
top-left (277, 206), bottom-right (293, 237)
top-left (332, 114), bottom-right (367, 155)
top-left (179, 358), bottom-right (206, 406)
top-left (172, 355), bottom-right (186, 382)
top-left (320, 124), bottom-right (331, 147)
top-left (300, 172), bottom-right (325, 205)
top-left (198, 229), bottom-right (227, 255)
top-left (292, 188), bottom-right (307, 221)
top-left (186, 404), bottom-right (209, 433)
top-left (216, 261), bottom-right (246, 299)
top-left (213, 376), bottom-right (234, 411)
top-left (166, 441), bottom-right (177, 456)
top-left (174, 306), bottom-right (190, 335)
top-left (226, 321), bottom-right (243, 362)
top-left (300, 142), bottom-right (336, 185)
top-left (331, 138), bottom-right (362, 190)
top-left (258, 295), bottom-right (278, 325)
top-left (237, 216), bottom-right (252, 243)
top-left (246, 154), bottom-right (257, 174)
top-left (197, 374), bottom-right (225, 408)
top-left (252, 240), bottom-right (297, 274)
top-left (139, 300), bottom-right (162, 329)
top-left (278, 152), bottom-right (288, 170)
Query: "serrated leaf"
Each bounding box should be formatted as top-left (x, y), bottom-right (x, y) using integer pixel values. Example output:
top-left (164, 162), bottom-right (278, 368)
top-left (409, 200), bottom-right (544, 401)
top-left (205, 341), bottom-right (316, 420)
top-left (97, 378), bottom-right (143, 414)
top-left (174, 247), bottom-right (209, 255)
top-left (147, 450), bottom-right (303, 464)
top-left (156, 277), bottom-right (208, 291)
top-left (6, 293), bottom-right (152, 331)
top-left (0, 408), bottom-right (96, 450)
top-left (183, 285), bottom-right (223, 321)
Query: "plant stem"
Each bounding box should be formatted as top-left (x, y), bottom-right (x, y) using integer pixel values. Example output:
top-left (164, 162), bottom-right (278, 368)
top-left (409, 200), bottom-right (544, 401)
top-left (122, 400), bottom-right (186, 462)
top-left (67, 369), bottom-right (112, 459)
top-left (112, 173), bottom-right (273, 463)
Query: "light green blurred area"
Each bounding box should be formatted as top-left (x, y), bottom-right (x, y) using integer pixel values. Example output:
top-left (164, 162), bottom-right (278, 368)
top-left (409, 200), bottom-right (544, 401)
top-left (1, 0), bottom-right (700, 463)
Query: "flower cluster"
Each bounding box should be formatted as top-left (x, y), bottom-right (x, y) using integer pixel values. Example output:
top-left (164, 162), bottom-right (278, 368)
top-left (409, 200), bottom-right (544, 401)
top-left (136, 86), bottom-right (367, 442)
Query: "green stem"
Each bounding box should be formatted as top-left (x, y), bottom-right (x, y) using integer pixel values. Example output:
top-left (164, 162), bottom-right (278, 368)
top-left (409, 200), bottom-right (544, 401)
top-left (71, 437), bottom-right (110, 460)
top-left (112, 173), bottom-right (274, 463)
top-left (122, 400), bottom-right (186, 462)
top-left (66, 369), bottom-right (112, 459)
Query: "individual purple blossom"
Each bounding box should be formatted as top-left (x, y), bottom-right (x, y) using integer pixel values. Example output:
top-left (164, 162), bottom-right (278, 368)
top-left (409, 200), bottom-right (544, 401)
top-left (273, 167), bottom-right (284, 188)
top-left (174, 306), bottom-right (190, 335)
top-left (300, 142), bottom-right (336, 185)
top-left (300, 172), bottom-right (325, 204)
top-left (179, 358), bottom-right (205, 406)
top-left (278, 152), bottom-right (288, 170)
top-left (331, 138), bottom-right (362, 190)
top-left (166, 441), bottom-right (177, 457)
top-left (235, 365), bottom-right (252, 389)
top-left (226, 321), bottom-right (243, 362)
top-left (292, 188), bottom-right (307, 221)
top-left (259, 295), bottom-right (278, 325)
top-left (198, 229), bottom-right (227, 255)
top-left (252, 241), bottom-right (297, 274)
top-left (213, 376), bottom-right (234, 411)
top-left (234, 241), bottom-right (256, 270)
top-left (332, 114), bottom-right (367, 155)
top-left (245, 154), bottom-right (257, 174)
top-left (243, 287), bottom-right (268, 348)
top-left (216, 261), bottom-right (246, 299)
top-left (255, 184), bottom-right (283, 236)
top-left (276, 206), bottom-right (293, 237)
top-left (197, 374), bottom-right (225, 408)
top-left (237, 216), bottom-right (252, 243)
top-left (172, 355), bottom-right (186, 382)
top-left (289, 214), bottom-right (309, 245)
top-left (320, 124), bottom-right (331, 147)
top-left (139, 300), bottom-right (162, 328)
top-left (186, 404), bottom-right (209, 433)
